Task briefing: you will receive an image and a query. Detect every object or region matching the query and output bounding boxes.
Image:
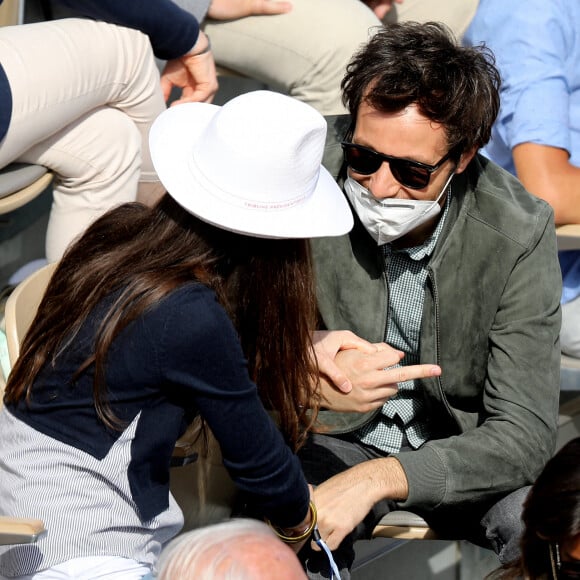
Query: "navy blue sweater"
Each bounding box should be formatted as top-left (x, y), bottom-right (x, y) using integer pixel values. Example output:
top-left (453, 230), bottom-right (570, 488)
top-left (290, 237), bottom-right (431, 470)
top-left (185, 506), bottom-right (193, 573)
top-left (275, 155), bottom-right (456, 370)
top-left (7, 283), bottom-right (310, 527)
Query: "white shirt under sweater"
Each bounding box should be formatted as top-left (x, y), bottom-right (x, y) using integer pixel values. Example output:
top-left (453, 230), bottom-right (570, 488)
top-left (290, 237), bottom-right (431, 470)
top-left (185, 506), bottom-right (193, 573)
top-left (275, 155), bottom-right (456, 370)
top-left (0, 409), bottom-right (181, 578)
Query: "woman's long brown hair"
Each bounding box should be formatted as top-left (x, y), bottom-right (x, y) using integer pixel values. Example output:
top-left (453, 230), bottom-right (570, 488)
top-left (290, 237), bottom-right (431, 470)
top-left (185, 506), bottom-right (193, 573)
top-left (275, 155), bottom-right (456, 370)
top-left (4, 195), bottom-right (320, 449)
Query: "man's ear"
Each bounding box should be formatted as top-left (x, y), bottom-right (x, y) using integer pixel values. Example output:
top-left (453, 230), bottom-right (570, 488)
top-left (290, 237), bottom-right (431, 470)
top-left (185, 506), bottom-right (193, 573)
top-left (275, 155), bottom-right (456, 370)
top-left (455, 146), bottom-right (478, 174)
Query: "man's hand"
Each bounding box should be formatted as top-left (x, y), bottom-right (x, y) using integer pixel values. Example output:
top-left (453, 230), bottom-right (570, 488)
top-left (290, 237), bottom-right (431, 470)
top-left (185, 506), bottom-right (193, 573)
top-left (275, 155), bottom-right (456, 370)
top-left (313, 457), bottom-right (408, 550)
top-left (361, 0), bottom-right (404, 20)
top-left (207, 0), bottom-right (292, 20)
top-left (319, 348), bottom-right (441, 413)
top-left (161, 32), bottom-right (218, 105)
top-left (313, 330), bottom-right (381, 393)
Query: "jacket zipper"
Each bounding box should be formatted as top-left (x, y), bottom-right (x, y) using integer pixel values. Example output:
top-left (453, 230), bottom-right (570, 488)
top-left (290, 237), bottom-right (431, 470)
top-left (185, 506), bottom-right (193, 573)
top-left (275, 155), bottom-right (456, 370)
top-left (427, 267), bottom-right (460, 429)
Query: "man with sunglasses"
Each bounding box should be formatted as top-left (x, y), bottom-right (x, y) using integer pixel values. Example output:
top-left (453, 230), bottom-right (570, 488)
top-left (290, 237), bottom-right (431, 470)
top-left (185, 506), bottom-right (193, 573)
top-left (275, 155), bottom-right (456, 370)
top-left (300, 22), bottom-right (562, 578)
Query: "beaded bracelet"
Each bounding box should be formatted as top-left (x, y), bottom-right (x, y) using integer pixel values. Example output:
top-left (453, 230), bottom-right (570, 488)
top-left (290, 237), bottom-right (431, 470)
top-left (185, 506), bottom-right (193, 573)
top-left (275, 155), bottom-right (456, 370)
top-left (266, 501), bottom-right (317, 544)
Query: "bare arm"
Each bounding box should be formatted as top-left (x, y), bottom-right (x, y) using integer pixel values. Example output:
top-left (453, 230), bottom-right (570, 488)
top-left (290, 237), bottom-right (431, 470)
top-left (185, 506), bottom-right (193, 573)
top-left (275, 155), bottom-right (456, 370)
top-left (513, 142), bottom-right (580, 225)
top-left (313, 457), bottom-right (408, 549)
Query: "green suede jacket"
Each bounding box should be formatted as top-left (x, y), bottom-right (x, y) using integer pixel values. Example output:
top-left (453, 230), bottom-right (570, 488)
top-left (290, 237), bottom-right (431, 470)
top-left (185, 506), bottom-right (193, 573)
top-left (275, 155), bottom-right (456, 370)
top-left (314, 124), bottom-right (562, 513)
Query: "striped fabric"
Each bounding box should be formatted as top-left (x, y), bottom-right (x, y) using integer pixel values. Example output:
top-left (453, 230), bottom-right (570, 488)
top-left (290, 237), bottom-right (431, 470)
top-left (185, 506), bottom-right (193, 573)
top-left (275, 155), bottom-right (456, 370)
top-left (0, 408), bottom-right (182, 577)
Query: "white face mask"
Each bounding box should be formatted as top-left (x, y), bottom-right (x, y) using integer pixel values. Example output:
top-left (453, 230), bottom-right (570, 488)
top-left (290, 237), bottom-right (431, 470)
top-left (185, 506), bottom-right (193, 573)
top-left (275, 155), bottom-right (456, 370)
top-left (343, 172), bottom-right (454, 245)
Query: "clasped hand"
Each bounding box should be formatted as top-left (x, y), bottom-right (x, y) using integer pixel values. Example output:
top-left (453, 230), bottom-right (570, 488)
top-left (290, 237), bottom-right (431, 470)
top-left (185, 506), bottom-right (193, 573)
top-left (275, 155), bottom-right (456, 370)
top-left (313, 330), bottom-right (441, 413)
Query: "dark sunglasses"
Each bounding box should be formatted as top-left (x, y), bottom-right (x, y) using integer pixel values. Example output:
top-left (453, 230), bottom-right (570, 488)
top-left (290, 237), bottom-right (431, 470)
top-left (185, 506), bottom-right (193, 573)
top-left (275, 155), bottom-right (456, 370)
top-left (341, 141), bottom-right (456, 190)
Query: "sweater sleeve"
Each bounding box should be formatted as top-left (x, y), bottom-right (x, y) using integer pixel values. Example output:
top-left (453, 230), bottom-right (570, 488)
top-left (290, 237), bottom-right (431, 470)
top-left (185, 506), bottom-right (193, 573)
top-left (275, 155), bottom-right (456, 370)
top-left (52, 0), bottom-right (200, 60)
top-left (155, 285), bottom-right (310, 528)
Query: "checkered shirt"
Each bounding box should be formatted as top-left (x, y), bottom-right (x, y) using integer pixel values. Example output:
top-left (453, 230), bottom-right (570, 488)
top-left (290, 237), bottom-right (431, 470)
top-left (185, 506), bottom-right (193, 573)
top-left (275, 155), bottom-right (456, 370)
top-left (351, 191), bottom-right (452, 454)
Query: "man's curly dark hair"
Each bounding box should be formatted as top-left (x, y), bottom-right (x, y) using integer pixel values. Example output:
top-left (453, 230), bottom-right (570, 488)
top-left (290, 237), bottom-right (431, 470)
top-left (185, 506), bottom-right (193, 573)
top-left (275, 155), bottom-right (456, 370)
top-left (341, 21), bottom-right (501, 154)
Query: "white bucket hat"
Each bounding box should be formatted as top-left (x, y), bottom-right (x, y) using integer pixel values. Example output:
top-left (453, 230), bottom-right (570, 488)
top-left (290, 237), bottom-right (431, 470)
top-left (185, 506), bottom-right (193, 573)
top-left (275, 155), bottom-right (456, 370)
top-left (149, 90), bottom-right (353, 238)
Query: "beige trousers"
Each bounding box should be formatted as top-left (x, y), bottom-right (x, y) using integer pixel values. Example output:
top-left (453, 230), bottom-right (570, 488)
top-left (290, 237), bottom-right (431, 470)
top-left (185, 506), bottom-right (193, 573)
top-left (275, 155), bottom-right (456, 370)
top-left (385, 0), bottom-right (480, 41)
top-left (0, 18), bottom-right (165, 261)
top-left (202, 0), bottom-right (480, 116)
top-left (203, 0), bottom-right (383, 115)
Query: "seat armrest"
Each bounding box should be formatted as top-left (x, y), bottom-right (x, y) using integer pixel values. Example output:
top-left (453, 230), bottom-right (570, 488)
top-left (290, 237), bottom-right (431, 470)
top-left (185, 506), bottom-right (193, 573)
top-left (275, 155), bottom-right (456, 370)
top-left (0, 516), bottom-right (46, 545)
top-left (372, 510), bottom-right (437, 540)
top-left (557, 224), bottom-right (580, 251)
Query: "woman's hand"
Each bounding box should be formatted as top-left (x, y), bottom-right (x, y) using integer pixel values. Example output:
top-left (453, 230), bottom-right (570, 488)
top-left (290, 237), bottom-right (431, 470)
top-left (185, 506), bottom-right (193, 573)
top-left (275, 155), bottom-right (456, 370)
top-left (319, 347), bottom-right (441, 413)
top-left (161, 32), bottom-right (218, 105)
top-left (312, 330), bottom-right (380, 393)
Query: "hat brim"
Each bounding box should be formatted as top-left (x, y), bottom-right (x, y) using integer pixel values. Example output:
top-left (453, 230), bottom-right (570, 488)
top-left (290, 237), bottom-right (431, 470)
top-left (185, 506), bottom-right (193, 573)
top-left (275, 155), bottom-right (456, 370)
top-left (149, 103), bottom-right (353, 239)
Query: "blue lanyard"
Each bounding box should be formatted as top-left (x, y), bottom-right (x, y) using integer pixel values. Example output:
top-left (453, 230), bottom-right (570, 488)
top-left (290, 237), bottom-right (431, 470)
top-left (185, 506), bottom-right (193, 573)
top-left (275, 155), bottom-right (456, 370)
top-left (312, 525), bottom-right (341, 579)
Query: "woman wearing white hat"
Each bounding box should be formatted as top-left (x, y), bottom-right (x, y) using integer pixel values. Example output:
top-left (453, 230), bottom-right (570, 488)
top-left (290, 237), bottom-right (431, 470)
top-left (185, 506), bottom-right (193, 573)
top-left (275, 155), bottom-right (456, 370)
top-left (0, 91), bottom-right (352, 579)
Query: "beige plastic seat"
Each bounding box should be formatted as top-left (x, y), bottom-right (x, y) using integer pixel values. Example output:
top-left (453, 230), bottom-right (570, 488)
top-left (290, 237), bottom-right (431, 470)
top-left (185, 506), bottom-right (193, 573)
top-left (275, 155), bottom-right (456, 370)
top-left (0, 264), bottom-right (51, 545)
top-left (561, 353), bottom-right (580, 392)
top-left (0, 0), bottom-right (20, 27)
top-left (372, 510), bottom-right (436, 540)
top-left (0, 517), bottom-right (46, 546)
top-left (0, 263), bottom-right (54, 545)
top-left (4, 262), bottom-right (57, 366)
top-left (556, 224), bottom-right (580, 251)
top-left (0, 163), bottom-right (53, 216)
